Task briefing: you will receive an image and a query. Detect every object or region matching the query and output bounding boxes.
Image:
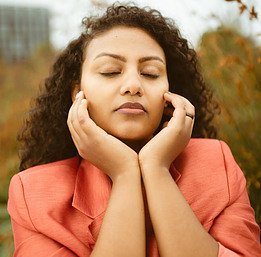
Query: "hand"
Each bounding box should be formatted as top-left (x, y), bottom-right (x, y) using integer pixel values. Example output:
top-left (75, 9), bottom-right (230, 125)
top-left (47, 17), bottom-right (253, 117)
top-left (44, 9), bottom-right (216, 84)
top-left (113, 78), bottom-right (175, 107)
top-left (67, 91), bottom-right (139, 182)
top-left (139, 92), bottom-right (195, 170)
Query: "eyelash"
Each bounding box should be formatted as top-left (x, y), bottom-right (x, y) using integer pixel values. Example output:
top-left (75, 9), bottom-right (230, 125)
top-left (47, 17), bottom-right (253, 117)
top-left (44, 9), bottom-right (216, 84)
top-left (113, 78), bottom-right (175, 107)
top-left (141, 73), bottom-right (159, 79)
top-left (100, 72), bottom-right (121, 77)
top-left (100, 72), bottom-right (159, 79)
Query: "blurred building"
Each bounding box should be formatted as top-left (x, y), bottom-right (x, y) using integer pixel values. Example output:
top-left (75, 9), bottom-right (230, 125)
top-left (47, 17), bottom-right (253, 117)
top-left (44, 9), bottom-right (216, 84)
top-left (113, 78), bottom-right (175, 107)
top-left (0, 5), bottom-right (50, 62)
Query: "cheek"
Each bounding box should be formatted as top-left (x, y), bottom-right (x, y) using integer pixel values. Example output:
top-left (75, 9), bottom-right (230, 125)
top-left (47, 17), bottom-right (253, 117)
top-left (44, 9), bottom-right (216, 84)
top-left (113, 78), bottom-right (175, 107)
top-left (152, 87), bottom-right (167, 108)
top-left (150, 89), bottom-right (167, 121)
top-left (86, 98), bottom-right (102, 119)
top-left (80, 86), bottom-right (99, 118)
top-left (150, 97), bottom-right (165, 124)
top-left (81, 80), bottom-right (100, 106)
top-left (156, 104), bottom-right (165, 122)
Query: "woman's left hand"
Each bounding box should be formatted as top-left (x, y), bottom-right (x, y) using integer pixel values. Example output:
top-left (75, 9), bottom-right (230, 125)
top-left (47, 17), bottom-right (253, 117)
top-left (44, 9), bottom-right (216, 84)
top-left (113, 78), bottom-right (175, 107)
top-left (139, 92), bottom-right (195, 169)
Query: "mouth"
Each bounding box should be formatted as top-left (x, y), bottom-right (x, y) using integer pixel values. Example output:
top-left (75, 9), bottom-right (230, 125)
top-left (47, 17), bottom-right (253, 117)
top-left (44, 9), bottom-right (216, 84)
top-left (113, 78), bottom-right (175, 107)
top-left (115, 102), bottom-right (146, 115)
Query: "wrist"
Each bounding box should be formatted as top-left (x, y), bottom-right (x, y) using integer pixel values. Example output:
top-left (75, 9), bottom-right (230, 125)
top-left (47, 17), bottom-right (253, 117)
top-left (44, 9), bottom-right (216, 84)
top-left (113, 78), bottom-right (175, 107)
top-left (139, 160), bottom-right (170, 177)
top-left (112, 159), bottom-right (141, 184)
top-left (138, 156), bottom-right (169, 172)
top-left (112, 168), bottom-right (142, 186)
top-left (140, 163), bottom-right (172, 188)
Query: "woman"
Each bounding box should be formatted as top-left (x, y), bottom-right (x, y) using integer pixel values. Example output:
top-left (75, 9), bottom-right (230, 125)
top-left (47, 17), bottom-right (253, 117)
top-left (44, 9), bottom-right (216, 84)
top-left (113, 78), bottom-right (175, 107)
top-left (8, 3), bottom-right (260, 257)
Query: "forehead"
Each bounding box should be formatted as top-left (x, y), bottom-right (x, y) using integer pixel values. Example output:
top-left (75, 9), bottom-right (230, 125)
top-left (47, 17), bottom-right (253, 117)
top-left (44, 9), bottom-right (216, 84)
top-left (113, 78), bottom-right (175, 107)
top-left (84, 26), bottom-right (166, 61)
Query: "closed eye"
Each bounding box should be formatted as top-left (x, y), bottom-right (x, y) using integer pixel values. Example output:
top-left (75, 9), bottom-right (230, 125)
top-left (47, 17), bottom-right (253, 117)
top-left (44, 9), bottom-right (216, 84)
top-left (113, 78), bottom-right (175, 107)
top-left (100, 72), bottom-right (121, 77)
top-left (141, 73), bottom-right (159, 79)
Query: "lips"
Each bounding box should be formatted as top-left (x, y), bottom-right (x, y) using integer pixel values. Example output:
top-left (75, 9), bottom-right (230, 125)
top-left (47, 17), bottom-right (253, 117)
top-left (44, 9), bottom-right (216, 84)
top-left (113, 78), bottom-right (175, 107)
top-left (116, 102), bottom-right (146, 112)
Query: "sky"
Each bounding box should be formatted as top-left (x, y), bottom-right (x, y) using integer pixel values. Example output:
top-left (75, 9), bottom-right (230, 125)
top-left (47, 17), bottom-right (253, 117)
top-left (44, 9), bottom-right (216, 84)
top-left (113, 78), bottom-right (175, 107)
top-left (1, 0), bottom-right (261, 49)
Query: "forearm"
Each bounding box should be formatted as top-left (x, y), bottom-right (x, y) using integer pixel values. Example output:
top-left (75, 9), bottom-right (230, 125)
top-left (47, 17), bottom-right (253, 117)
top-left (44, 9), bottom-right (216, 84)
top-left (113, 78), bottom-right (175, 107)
top-left (141, 164), bottom-right (218, 257)
top-left (91, 165), bottom-right (146, 257)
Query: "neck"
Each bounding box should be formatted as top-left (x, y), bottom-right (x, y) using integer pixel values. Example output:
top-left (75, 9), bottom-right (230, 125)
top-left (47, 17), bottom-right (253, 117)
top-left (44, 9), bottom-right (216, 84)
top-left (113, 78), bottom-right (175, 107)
top-left (120, 137), bottom-right (151, 153)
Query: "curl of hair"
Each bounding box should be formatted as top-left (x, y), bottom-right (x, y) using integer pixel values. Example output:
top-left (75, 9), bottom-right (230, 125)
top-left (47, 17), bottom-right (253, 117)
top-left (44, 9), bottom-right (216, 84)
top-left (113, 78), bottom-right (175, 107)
top-left (18, 2), bottom-right (219, 171)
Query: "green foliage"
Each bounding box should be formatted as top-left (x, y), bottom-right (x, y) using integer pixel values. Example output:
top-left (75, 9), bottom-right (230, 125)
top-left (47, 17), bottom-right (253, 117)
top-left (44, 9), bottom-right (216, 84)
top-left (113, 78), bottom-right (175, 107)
top-left (0, 204), bottom-right (13, 257)
top-left (198, 26), bottom-right (261, 225)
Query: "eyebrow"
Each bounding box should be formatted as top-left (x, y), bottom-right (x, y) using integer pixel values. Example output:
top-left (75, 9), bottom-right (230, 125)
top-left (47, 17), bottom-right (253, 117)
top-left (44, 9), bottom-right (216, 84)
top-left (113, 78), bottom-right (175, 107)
top-left (94, 52), bottom-right (165, 64)
top-left (139, 56), bottom-right (165, 64)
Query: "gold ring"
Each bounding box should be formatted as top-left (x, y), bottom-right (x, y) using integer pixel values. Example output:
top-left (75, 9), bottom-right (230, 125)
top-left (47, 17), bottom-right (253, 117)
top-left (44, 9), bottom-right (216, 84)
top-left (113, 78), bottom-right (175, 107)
top-left (186, 113), bottom-right (194, 119)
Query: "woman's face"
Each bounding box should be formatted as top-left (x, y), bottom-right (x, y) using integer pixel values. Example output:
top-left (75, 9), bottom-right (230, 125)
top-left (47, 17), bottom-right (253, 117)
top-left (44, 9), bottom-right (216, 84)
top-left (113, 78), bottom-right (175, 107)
top-left (79, 26), bottom-right (169, 147)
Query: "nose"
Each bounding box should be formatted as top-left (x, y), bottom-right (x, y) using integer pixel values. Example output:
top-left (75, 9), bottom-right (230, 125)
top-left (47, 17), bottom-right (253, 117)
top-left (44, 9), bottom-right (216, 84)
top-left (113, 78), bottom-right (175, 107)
top-left (120, 71), bottom-right (144, 96)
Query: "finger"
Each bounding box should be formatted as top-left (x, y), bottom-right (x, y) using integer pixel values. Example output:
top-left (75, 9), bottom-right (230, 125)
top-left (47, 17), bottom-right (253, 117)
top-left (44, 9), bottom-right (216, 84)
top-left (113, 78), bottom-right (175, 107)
top-left (69, 94), bottom-right (92, 155)
top-left (164, 94), bottom-right (195, 135)
top-left (184, 110), bottom-right (195, 131)
top-left (71, 91), bottom-right (84, 126)
top-left (78, 98), bottom-right (106, 137)
top-left (70, 129), bottom-right (81, 149)
top-left (164, 92), bottom-right (195, 121)
top-left (164, 91), bottom-right (193, 107)
top-left (184, 105), bottom-right (195, 127)
top-left (67, 105), bottom-right (82, 149)
top-left (67, 102), bottom-right (80, 144)
top-left (71, 91), bottom-right (89, 136)
top-left (168, 93), bottom-right (195, 129)
top-left (169, 106), bottom-right (186, 127)
top-left (169, 93), bottom-right (194, 132)
top-left (67, 94), bottom-right (80, 135)
top-left (164, 92), bottom-right (186, 110)
top-left (163, 93), bottom-right (186, 127)
top-left (77, 98), bottom-right (91, 126)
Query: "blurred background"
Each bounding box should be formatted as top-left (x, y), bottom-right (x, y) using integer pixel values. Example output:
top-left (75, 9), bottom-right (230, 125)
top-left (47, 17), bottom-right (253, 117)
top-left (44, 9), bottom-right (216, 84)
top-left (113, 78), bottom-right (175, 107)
top-left (0, 0), bottom-right (260, 256)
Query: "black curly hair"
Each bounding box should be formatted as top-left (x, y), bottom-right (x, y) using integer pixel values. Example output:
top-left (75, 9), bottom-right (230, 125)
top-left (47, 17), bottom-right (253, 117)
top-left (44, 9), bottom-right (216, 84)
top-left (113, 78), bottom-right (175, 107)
top-left (18, 2), bottom-right (219, 171)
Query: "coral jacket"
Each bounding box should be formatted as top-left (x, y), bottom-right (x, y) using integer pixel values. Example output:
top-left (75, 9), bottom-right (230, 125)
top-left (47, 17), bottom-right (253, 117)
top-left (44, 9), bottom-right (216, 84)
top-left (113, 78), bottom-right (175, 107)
top-left (8, 139), bottom-right (261, 256)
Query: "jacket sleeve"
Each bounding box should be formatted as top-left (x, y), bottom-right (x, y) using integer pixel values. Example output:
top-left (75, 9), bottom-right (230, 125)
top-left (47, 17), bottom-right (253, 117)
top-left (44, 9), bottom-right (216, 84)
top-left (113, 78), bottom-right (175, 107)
top-left (209, 141), bottom-right (261, 257)
top-left (7, 174), bottom-right (91, 257)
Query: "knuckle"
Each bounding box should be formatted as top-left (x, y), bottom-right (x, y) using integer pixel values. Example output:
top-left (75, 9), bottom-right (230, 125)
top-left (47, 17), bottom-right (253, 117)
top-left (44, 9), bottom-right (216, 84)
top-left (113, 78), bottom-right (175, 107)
top-left (78, 117), bottom-right (86, 126)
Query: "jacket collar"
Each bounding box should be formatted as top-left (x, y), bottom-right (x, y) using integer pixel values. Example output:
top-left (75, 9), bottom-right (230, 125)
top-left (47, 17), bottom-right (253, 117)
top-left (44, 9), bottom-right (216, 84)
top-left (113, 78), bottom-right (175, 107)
top-left (72, 159), bottom-right (181, 219)
top-left (72, 159), bottom-right (112, 219)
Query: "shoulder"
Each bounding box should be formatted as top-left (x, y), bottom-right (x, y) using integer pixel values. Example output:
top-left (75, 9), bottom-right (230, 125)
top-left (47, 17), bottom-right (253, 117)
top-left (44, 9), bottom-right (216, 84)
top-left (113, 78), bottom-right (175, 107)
top-left (9, 156), bottom-right (80, 196)
top-left (176, 138), bottom-right (246, 206)
top-left (176, 138), bottom-right (231, 168)
top-left (181, 138), bottom-right (240, 170)
top-left (12, 156), bottom-right (80, 188)
top-left (18, 156), bottom-right (80, 176)
top-left (8, 157), bottom-right (80, 226)
top-left (186, 138), bottom-right (229, 156)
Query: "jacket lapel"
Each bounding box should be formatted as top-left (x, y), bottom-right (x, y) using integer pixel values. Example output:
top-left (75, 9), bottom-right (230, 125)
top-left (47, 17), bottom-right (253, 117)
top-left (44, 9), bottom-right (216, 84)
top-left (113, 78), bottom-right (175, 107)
top-left (72, 159), bottom-right (112, 219)
top-left (72, 158), bottom-right (181, 243)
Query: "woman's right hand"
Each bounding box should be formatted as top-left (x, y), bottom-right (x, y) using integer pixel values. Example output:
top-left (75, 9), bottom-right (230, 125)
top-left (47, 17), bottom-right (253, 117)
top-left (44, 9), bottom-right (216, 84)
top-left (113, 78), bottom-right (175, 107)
top-left (67, 91), bottom-right (139, 182)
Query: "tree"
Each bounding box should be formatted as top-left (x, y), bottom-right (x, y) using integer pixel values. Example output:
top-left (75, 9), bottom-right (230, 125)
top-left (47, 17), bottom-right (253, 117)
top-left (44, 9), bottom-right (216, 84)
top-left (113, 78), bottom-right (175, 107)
top-left (198, 26), bottom-right (261, 224)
